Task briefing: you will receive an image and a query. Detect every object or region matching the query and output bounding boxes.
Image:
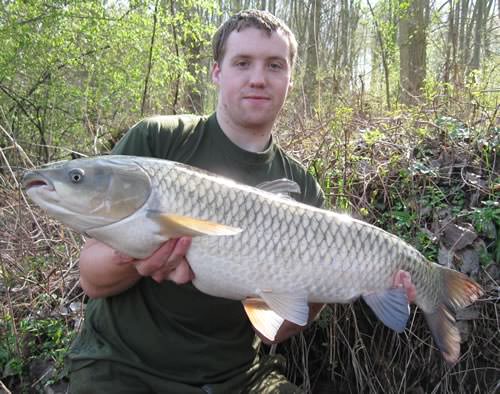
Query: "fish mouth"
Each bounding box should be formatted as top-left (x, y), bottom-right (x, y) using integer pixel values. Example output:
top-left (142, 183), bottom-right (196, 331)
top-left (22, 171), bottom-right (55, 192)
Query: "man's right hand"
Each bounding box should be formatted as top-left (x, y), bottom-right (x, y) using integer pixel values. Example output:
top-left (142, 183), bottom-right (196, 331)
top-left (126, 237), bottom-right (194, 284)
top-left (79, 237), bottom-right (193, 299)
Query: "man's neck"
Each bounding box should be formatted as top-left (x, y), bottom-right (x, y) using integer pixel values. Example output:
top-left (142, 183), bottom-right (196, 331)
top-left (215, 111), bottom-right (273, 153)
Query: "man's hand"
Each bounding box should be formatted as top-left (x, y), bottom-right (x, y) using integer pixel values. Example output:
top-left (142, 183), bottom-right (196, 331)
top-left (126, 237), bottom-right (194, 284)
top-left (79, 237), bottom-right (193, 299)
top-left (392, 270), bottom-right (416, 303)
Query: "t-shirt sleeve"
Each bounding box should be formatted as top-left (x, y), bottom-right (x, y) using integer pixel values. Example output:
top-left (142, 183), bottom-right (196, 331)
top-left (301, 173), bottom-right (325, 209)
top-left (112, 119), bottom-right (154, 156)
top-left (283, 153), bottom-right (325, 209)
top-left (112, 115), bottom-right (200, 158)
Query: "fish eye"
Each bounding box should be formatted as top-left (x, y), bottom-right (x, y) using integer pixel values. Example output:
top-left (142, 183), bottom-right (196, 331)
top-left (69, 168), bottom-right (85, 184)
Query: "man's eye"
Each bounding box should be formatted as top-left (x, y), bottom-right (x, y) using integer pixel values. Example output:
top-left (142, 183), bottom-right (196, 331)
top-left (236, 61), bottom-right (249, 68)
top-left (269, 63), bottom-right (283, 70)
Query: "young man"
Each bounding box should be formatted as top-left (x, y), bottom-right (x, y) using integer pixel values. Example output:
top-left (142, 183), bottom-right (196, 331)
top-left (68, 10), bottom-right (415, 393)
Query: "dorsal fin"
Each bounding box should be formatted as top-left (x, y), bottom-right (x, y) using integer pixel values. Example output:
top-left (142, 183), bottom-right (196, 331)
top-left (256, 179), bottom-right (301, 199)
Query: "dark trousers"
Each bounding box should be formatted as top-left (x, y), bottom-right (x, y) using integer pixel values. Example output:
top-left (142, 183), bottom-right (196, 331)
top-left (69, 355), bottom-right (303, 394)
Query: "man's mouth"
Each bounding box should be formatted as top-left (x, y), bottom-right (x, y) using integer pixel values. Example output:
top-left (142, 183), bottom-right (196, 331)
top-left (243, 96), bottom-right (270, 101)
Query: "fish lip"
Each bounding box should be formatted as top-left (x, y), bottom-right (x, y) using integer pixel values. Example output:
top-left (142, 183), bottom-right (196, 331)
top-left (21, 171), bottom-right (55, 191)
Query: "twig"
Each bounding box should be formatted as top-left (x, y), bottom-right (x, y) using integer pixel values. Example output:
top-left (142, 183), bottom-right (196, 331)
top-left (0, 379), bottom-right (12, 394)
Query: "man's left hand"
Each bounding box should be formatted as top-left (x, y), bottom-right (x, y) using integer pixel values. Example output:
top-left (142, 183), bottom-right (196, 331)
top-left (392, 270), bottom-right (417, 303)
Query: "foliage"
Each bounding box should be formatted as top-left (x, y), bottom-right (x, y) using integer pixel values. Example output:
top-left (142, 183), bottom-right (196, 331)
top-left (1, 316), bottom-right (74, 379)
top-left (0, 0), bottom-right (216, 163)
top-left (0, 0), bottom-right (498, 392)
top-left (277, 87), bottom-right (498, 393)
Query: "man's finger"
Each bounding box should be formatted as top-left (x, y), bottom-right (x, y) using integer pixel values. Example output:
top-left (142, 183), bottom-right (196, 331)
top-left (402, 276), bottom-right (417, 303)
top-left (392, 270), bottom-right (417, 303)
top-left (134, 237), bottom-right (192, 278)
top-left (112, 250), bottom-right (135, 265)
top-left (166, 237), bottom-right (192, 265)
top-left (133, 239), bottom-right (178, 275)
top-left (154, 239), bottom-right (178, 260)
top-left (151, 258), bottom-right (194, 284)
top-left (168, 260), bottom-right (195, 284)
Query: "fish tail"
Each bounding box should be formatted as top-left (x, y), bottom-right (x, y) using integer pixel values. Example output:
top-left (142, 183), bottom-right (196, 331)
top-left (423, 265), bottom-right (483, 364)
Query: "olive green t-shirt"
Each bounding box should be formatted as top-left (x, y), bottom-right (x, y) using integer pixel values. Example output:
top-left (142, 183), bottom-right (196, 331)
top-left (68, 113), bottom-right (324, 385)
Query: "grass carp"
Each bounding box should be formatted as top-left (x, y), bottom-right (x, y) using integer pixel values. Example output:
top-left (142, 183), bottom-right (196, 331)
top-left (22, 155), bottom-right (483, 364)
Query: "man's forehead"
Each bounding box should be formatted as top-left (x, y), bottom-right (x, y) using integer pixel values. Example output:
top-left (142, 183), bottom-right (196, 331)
top-left (224, 27), bottom-right (290, 60)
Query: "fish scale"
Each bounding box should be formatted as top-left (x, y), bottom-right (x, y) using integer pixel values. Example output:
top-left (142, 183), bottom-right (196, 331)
top-left (22, 155), bottom-right (483, 364)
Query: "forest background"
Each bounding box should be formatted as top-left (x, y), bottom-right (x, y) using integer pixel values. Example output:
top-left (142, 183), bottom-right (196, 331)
top-left (0, 0), bottom-right (498, 393)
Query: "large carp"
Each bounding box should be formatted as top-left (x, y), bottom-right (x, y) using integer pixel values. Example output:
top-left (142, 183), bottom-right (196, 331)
top-left (22, 155), bottom-right (483, 363)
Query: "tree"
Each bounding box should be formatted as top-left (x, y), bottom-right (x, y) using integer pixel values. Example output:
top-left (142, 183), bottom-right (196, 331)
top-left (367, 0), bottom-right (394, 109)
top-left (303, 0), bottom-right (321, 110)
top-left (398, 0), bottom-right (429, 105)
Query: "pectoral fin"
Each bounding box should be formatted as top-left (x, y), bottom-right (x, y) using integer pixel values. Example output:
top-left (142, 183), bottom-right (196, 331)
top-left (242, 290), bottom-right (310, 341)
top-left (257, 289), bottom-right (309, 327)
top-left (363, 287), bottom-right (410, 333)
top-left (148, 211), bottom-right (242, 238)
top-left (243, 298), bottom-right (285, 341)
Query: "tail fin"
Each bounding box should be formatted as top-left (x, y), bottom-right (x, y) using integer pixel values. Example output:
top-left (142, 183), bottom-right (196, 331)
top-left (424, 266), bottom-right (483, 364)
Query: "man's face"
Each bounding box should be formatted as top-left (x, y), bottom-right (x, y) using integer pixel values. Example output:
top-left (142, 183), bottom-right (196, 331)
top-left (212, 27), bottom-right (293, 131)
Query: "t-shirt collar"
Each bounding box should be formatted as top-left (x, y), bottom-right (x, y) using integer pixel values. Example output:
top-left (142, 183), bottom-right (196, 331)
top-left (208, 113), bottom-right (276, 166)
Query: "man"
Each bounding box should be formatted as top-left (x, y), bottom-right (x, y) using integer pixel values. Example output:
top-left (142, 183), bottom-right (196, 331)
top-left (68, 10), bottom-right (415, 393)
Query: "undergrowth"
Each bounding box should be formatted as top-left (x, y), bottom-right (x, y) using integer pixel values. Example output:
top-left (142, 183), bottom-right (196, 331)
top-left (274, 91), bottom-right (499, 393)
top-left (0, 91), bottom-right (498, 392)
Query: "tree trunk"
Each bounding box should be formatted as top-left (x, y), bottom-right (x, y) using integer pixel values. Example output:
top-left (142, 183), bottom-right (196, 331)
top-left (231, 0), bottom-right (242, 13)
top-left (458, 0), bottom-right (469, 67)
top-left (482, 0), bottom-right (495, 58)
top-left (399, 0), bottom-right (429, 106)
top-left (141, 0), bottom-right (160, 116)
top-left (443, 0), bottom-right (457, 85)
top-left (182, 5), bottom-right (204, 114)
top-left (269, 0), bottom-right (276, 15)
top-left (304, 0), bottom-right (321, 110)
top-left (463, 0), bottom-right (475, 71)
top-left (367, 0), bottom-right (391, 110)
top-left (469, 0), bottom-right (484, 71)
top-left (338, 0), bottom-right (359, 90)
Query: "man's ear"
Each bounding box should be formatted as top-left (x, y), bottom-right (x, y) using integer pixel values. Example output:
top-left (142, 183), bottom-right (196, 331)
top-left (211, 63), bottom-right (221, 85)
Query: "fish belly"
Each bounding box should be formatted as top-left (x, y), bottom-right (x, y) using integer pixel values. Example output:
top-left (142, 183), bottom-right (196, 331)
top-left (186, 229), bottom-right (376, 305)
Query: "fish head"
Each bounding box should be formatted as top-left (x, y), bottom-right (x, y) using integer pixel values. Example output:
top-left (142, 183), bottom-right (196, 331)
top-left (22, 156), bottom-right (151, 232)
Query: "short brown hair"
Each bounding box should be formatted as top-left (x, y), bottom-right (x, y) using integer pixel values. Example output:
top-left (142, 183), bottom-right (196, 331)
top-left (212, 9), bottom-right (297, 68)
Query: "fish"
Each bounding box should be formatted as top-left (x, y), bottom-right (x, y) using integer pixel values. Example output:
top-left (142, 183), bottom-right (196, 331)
top-left (22, 155), bottom-right (483, 364)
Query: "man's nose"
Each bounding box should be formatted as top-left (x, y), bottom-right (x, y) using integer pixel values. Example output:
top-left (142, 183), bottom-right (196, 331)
top-left (248, 66), bottom-right (266, 88)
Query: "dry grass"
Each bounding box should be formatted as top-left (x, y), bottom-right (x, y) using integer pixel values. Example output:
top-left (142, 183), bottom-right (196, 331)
top-left (277, 296), bottom-right (499, 393)
top-left (0, 101), bottom-right (498, 392)
top-left (273, 99), bottom-right (499, 393)
top-left (0, 128), bottom-right (84, 392)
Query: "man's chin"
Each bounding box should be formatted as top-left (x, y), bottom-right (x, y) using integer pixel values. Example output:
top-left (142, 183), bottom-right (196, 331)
top-left (239, 112), bottom-right (277, 128)
top-left (240, 118), bottom-right (273, 129)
